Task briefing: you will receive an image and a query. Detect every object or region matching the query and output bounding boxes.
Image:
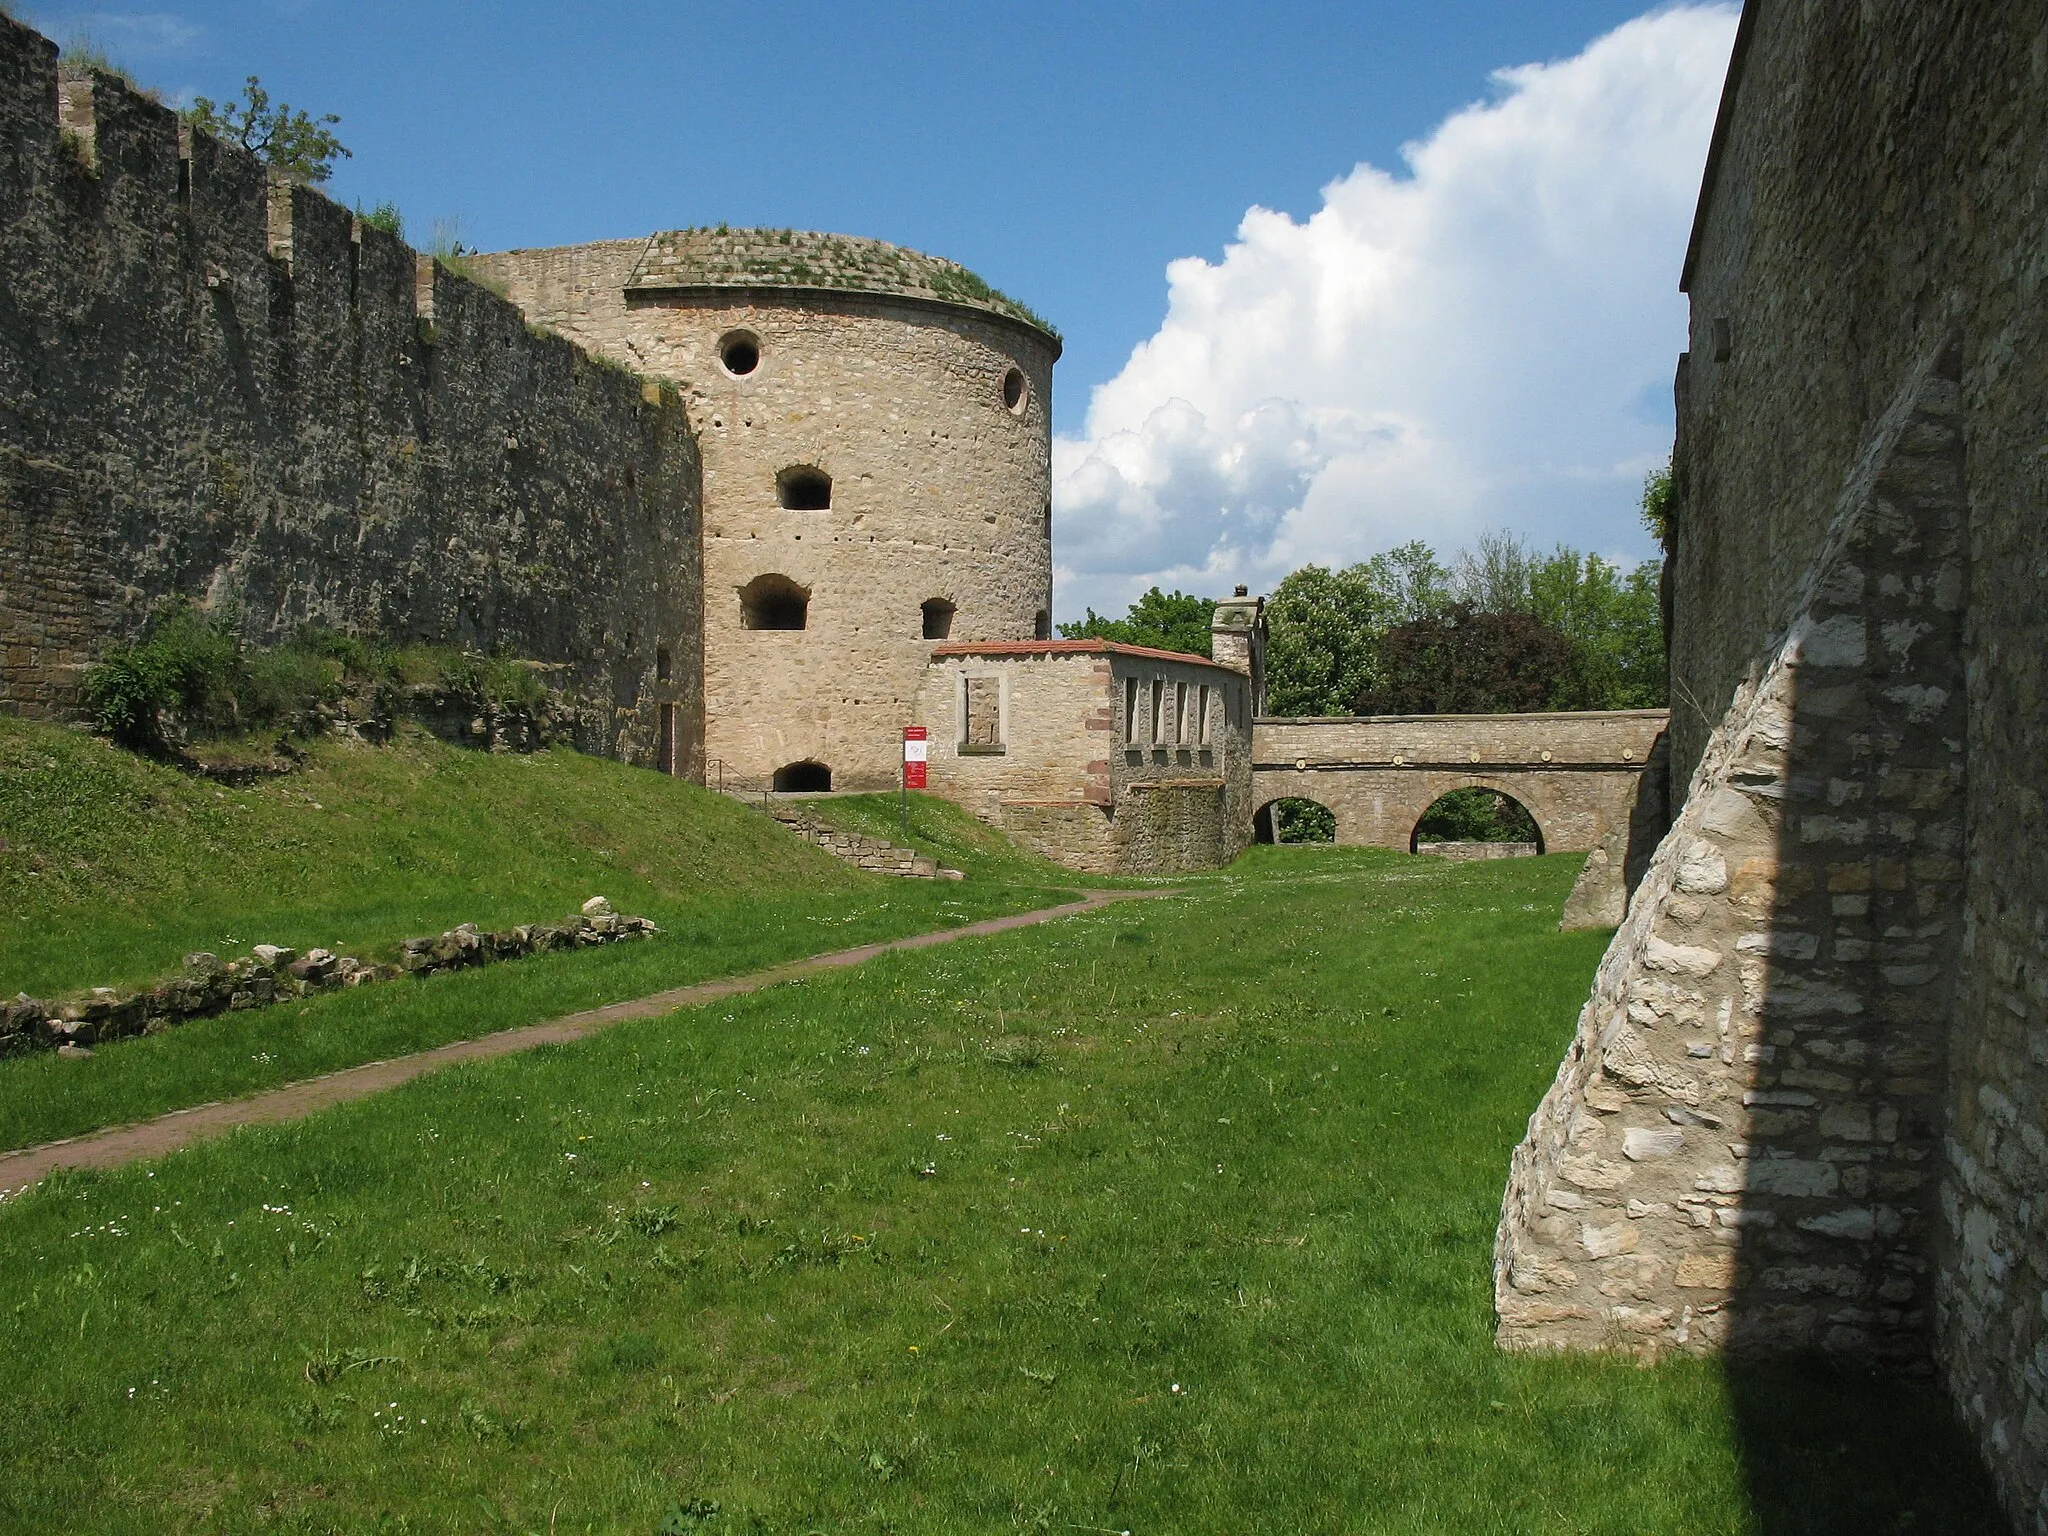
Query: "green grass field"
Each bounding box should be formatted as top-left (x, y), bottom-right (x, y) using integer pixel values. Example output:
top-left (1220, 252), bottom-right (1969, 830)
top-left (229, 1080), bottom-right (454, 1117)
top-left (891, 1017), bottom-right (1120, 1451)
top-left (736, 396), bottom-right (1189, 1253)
top-left (0, 717), bottom-right (1077, 1149)
top-left (0, 845), bottom-right (2002, 1534)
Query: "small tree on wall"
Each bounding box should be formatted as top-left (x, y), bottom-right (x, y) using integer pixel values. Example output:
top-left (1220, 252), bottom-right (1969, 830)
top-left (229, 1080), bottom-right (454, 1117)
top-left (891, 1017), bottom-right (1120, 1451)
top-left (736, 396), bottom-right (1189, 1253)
top-left (187, 76), bottom-right (350, 184)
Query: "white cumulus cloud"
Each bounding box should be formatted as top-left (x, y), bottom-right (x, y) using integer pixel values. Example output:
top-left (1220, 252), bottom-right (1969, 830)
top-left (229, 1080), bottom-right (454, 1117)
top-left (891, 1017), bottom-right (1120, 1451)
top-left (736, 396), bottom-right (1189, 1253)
top-left (1052, 4), bottom-right (1738, 618)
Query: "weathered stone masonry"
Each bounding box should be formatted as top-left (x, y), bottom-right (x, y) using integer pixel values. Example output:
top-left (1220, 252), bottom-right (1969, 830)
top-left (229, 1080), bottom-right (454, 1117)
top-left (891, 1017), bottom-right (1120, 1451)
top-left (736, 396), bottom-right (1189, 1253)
top-left (1501, 2), bottom-right (2048, 1527)
top-left (470, 229), bottom-right (1059, 793)
top-left (0, 16), bottom-right (703, 772)
top-left (916, 639), bottom-right (1255, 876)
top-left (1496, 352), bottom-right (1966, 1362)
top-left (1250, 711), bottom-right (1667, 855)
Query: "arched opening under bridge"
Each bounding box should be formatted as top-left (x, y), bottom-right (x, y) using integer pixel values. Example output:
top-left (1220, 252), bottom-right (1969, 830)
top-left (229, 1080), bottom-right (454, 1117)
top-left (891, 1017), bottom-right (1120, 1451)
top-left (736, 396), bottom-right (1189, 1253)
top-left (1409, 786), bottom-right (1543, 855)
top-left (1254, 797), bottom-right (1336, 845)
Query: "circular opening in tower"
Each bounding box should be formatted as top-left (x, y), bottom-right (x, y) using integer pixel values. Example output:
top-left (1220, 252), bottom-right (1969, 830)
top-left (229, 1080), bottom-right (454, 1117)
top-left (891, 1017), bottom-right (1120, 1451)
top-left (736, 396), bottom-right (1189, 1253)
top-left (1001, 366), bottom-right (1027, 414)
top-left (719, 331), bottom-right (760, 377)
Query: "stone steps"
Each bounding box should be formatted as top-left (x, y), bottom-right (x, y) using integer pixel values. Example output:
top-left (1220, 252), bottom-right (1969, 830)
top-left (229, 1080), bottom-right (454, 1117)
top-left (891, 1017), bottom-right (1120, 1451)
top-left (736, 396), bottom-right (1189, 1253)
top-left (762, 803), bottom-right (964, 880)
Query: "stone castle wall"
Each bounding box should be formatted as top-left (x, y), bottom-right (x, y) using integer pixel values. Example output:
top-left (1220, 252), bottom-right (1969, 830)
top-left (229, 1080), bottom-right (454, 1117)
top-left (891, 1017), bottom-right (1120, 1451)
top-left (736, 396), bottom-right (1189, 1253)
top-left (0, 17), bottom-right (702, 771)
top-left (471, 240), bottom-right (1057, 792)
top-left (1520, 1), bottom-right (2048, 1526)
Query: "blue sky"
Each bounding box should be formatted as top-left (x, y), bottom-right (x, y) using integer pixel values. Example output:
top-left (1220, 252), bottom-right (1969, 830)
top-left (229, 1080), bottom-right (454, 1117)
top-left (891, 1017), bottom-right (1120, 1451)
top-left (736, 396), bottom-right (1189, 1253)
top-left (29, 1), bottom-right (1738, 615)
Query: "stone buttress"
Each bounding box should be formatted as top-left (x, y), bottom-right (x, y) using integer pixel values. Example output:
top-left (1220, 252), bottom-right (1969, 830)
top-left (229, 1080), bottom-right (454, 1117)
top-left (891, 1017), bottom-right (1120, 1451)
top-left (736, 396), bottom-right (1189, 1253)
top-left (1495, 351), bottom-right (1967, 1360)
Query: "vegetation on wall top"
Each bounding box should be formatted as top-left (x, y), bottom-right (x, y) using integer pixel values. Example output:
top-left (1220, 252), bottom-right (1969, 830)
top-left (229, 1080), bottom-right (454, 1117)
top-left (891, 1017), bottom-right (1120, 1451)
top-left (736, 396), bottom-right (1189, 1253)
top-left (81, 601), bottom-right (551, 756)
top-left (631, 227), bottom-right (1059, 340)
top-left (186, 75), bottom-right (350, 185)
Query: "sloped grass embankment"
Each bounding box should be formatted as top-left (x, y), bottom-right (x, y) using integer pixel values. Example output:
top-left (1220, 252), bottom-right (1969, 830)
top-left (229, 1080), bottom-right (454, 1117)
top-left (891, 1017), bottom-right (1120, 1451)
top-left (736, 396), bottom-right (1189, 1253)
top-left (0, 847), bottom-right (2002, 1533)
top-left (0, 715), bottom-right (1076, 1148)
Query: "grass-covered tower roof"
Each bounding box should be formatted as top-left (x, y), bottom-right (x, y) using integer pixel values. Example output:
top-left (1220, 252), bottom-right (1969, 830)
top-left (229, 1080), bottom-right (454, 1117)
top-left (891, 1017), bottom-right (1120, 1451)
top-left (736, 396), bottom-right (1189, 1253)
top-left (626, 227), bottom-right (1058, 341)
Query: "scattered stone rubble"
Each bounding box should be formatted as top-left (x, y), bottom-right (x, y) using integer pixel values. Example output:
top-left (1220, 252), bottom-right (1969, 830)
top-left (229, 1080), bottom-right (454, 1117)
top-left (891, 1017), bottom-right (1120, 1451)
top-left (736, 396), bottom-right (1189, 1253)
top-left (0, 896), bottom-right (658, 1057)
top-left (766, 805), bottom-right (964, 880)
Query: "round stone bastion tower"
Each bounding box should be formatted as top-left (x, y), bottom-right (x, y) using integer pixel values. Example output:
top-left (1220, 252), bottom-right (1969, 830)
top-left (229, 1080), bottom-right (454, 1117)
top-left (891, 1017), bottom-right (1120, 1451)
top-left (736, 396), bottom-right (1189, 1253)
top-left (470, 228), bottom-right (1060, 792)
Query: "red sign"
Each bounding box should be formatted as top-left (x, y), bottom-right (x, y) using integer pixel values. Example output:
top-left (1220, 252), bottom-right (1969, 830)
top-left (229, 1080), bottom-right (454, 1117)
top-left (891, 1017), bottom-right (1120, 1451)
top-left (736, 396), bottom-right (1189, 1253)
top-left (902, 726), bottom-right (928, 789)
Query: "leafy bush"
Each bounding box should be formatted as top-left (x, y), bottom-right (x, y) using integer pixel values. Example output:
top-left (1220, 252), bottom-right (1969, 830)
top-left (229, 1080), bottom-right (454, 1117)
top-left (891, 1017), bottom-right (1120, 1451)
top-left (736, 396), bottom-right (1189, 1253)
top-left (1642, 461), bottom-right (1674, 551)
top-left (81, 608), bottom-right (552, 754)
top-left (83, 602), bottom-right (243, 750)
top-left (356, 200), bottom-right (405, 239)
top-left (1356, 604), bottom-right (1579, 715)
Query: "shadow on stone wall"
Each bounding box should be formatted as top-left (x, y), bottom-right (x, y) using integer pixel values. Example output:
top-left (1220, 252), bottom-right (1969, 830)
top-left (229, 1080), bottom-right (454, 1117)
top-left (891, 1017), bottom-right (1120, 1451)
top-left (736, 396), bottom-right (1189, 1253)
top-left (1494, 346), bottom-right (2011, 1529)
top-left (1716, 348), bottom-right (1996, 1527)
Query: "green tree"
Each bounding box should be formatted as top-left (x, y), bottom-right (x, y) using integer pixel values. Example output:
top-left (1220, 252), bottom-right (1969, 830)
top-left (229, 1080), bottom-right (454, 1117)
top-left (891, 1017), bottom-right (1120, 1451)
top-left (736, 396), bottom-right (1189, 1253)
top-left (1057, 587), bottom-right (1216, 658)
top-left (1357, 603), bottom-right (1578, 715)
top-left (187, 76), bottom-right (350, 184)
top-left (1262, 563), bottom-right (1395, 716)
top-left (1450, 532), bottom-right (1666, 710)
top-left (1369, 539), bottom-right (1455, 622)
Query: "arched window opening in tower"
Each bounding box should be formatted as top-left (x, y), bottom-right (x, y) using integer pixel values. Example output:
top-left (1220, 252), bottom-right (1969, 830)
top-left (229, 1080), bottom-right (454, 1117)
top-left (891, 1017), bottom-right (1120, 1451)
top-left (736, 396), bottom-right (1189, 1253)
top-left (1033, 609), bottom-right (1051, 640)
top-left (773, 760), bottom-right (831, 793)
top-left (738, 574), bottom-right (810, 631)
top-left (777, 466), bottom-right (832, 510)
top-left (1001, 366), bottom-right (1027, 414)
top-left (921, 598), bottom-right (955, 640)
top-left (719, 330), bottom-right (760, 376)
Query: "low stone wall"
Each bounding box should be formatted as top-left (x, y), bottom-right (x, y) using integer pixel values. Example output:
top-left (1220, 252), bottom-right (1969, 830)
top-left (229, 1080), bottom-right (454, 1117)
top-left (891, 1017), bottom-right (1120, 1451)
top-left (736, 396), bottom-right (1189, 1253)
top-left (766, 804), bottom-right (963, 880)
top-left (0, 900), bottom-right (659, 1058)
top-left (1416, 842), bottom-right (1539, 861)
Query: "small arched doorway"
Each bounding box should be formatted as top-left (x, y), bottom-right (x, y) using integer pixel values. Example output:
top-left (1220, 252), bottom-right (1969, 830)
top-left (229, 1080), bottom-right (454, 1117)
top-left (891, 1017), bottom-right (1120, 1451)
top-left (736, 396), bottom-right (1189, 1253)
top-left (773, 760), bottom-right (832, 793)
top-left (1409, 786), bottom-right (1543, 854)
top-left (1254, 797), bottom-right (1336, 845)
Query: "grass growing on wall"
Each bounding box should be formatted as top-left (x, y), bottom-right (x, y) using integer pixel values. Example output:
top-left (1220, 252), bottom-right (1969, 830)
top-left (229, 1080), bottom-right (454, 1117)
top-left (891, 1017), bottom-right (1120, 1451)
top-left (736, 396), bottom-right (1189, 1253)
top-left (0, 849), bottom-right (2004, 1533)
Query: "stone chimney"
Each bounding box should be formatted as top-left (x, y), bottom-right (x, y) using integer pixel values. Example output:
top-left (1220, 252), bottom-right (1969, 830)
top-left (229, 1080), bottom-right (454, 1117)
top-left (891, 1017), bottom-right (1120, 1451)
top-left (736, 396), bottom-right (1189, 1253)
top-left (1210, 584), bottom-right (1266, 714)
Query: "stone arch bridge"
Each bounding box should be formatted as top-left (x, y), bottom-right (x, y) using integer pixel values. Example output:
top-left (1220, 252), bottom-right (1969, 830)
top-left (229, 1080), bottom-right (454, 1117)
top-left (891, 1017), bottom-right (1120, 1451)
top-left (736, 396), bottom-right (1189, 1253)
top-left (1250, 710), bottom-right (1669, 853)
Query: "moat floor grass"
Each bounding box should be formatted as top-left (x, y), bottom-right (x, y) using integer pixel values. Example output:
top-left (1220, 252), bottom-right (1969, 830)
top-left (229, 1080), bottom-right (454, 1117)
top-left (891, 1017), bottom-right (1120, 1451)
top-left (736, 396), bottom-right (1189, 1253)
top-left (0, 717), bottom-right (1076, 1148)
top-left (0, 848), bottom-right (2003, 1534)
